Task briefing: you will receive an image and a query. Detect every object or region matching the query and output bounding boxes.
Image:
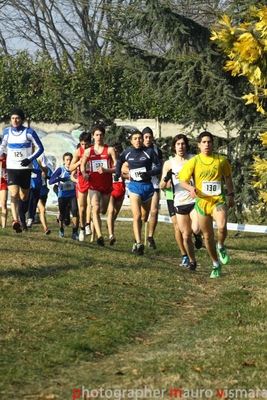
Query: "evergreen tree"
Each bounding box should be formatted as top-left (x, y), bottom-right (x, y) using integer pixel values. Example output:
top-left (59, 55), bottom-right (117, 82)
top-left (211, 4), bottom-right (267, 217)
top-left (111, 0), bottom-right (267, 222)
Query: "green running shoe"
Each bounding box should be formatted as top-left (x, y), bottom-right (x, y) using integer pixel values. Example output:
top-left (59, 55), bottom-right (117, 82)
top-left (217, 245), bottom-right (229, 265)
top-left (210, 265), bottom-right (221, 279)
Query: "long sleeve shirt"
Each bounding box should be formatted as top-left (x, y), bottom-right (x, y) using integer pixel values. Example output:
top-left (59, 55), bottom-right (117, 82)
top-left (116, 146), bottom-right (162, 182)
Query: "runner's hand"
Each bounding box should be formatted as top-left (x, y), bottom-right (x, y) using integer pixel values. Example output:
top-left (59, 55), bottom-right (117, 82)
top-left (140, 172), bottom-right (149, 180)
top-left (163, 169), bottom-right (173, 182)
top-left (21, 158), bottom-right (31, 167)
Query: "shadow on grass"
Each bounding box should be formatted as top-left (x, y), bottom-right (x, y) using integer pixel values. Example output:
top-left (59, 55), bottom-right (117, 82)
top-left (0, 262), bottom-right (94, 279)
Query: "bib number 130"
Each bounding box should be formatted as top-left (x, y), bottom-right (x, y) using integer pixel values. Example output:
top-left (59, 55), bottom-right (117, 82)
top-left (202, 181), bottom-right (221, 196)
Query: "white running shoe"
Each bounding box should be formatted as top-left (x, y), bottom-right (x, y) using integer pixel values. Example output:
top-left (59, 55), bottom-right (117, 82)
top-left (85, 224), bottom-right (92, 235)
top-left (79, 230), bottom-right (85, 241)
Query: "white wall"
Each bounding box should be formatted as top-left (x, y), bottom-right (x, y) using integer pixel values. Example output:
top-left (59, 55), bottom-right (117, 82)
top-left (0, 119), bottom-right (237, 140)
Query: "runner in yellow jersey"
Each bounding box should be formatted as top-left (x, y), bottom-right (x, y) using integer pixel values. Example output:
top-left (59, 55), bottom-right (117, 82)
top-left (179, 131), bottom-right (235, 278)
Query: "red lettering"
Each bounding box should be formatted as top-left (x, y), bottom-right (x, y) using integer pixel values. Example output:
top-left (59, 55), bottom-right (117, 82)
top-left (169, 388), bottom-right (182, 398)
top-left (72, 388), bottom-right (82, 400)
top-left (216, 389), bottom-right (225, 399)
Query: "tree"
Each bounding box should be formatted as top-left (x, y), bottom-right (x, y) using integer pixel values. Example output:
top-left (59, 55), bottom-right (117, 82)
top-left (109, 0), bottom-right (267, 222)
top-left (211, 4), bottom-right (267, 215)
top-left (0, 0), bottom-right (129, 70)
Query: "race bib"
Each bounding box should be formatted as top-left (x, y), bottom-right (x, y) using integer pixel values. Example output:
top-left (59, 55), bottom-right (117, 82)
top-left (202, 181), bottom-right (221, 196)
top-left (9, 148), bottom-right (27, 161)
top-left (62, 181), bottom-right (75, 191)
top-left (91, 159), bottom-right (108, 172)
top-left (130, 167), bottom-right (146, 181)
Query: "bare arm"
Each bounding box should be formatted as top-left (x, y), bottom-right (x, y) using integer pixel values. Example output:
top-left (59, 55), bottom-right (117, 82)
top-left (225, 175), bottom-right (235, 208)
top-left (179, 180), bottom-right (197, 199)
top-left (69, 148), bottom-right (81, 172)
top-left (159, 159), bottom-right (172, 190)
top-left (80, 148), bottom-right (91, 180)
top-left (70, 170), bottom-right (78, 183)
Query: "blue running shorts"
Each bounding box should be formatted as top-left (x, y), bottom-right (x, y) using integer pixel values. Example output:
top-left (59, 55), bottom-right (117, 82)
top-left (128, 181), bottom-right (154, 203)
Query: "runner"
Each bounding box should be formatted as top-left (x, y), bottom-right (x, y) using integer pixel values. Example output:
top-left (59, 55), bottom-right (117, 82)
top-left (18, 151), bottom-right (49, 231)
top-left (80, 125), bottom-right (117, 246)
top-left (69, 131), bottom-right (92, 241)
top-left (115, 129), bottom-right (162, 255)
top-left (37, 158), bottom-right (53, 235)
top-left (179, 131), bottom-right (235, 278)
top-left (142, 127), bottom-right (163, 249)
top-left (160, 155), bottom-right (188, 267)
top-left (0, 108), bottom-right (44, 233)
top-left (49, 152), bottom-right (79, 239)
top-left (160, 134), bottom-right (201, 271)
top-left (107, 142), bottom-right (126, 245)
top-left (0, 149), bottom-right (8, 228)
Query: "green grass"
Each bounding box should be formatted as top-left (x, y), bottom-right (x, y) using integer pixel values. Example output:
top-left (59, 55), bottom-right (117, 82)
top-left (1, 209), bottom-right (267, 399)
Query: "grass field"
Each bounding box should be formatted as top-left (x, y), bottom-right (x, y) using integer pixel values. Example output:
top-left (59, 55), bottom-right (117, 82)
top-left (1, 208), bottom-right (267, 400)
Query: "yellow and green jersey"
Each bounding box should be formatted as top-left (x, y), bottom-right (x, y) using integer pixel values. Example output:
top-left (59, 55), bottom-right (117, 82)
top-left (179, 153), bottom-right (232, 200)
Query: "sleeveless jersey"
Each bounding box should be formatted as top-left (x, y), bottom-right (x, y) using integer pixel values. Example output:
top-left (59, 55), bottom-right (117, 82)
top-left (0, 153), bottom-right (7, 190)
top-left (164, 156), bottom-right (174, 201)
top-left (0, 126), bottom-right (44, 169)
top-left (77, 145), bottom-right (90, 193)
top-left (179, 153), bottom-right (232, 199)
top-left (58, 165), bottom-right (76, 198)
top-left (171, 155), bottom-right (195, 207)
top-left (88, 145), bottom-right (112, 191)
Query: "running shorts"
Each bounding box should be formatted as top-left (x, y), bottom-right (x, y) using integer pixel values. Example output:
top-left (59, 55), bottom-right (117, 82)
top-left (175, 203), bottom-right (195, 215)
top-left (195, 195), bottom-right (227, 216)
top-left (111, 182), bottom-right (125, 202)
top-left (77, 174), bottom-right (90, 194)
top-left (7, 169), bottom-right (32, 190)
top-left (128, 181), bottom-right (154, 203)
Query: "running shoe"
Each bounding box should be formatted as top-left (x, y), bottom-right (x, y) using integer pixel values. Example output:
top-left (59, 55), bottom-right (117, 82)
top-left (45, 229), bottom-right (51, 235)
top-left (59, 230), bottom-right (64, 238)
top-left (33, 214), bottom-right (41, 224)
top-left (109, 235), bottom-right (116, 245)
top-left (210, 265), bottom-right (221, 279)
top-left (187, 261), bottom-right (197, 271)
top-left (137, 243), bottom-right (144, 255)
top-left (217, 245), bottom-right (229, 265)
top-left (12, 220), bottom-right (22, 233)
top-left (79, 230), bottom-right (85, 242)
top-left (97, 236), bottom-right (105, 246)
top-left (72, 232), bottom-right (79, 240)
top-left (85, 224), bottom-right (92, 235)
top-left (27, 218), bottom-right (33, 228)
top-left (179, 255), bottom-right (189, 267)
top-left (147, 236), bottom-right (157, 249)
top-left (132, 243), bottom-right (138, 254)
top-left (194, 234), bottom-right (203, 249)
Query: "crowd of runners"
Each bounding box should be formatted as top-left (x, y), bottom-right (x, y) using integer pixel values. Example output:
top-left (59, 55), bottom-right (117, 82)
top-left (0, 108), bottom-right (235, 278)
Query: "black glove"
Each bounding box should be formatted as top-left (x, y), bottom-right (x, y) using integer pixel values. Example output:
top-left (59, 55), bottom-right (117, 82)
top-left (20, 158), bottom-right (31, 167)
top-left (60, 177), bottom-right (68, 182)
top-left (113, 174), bottom-right (120, 182)
top-left (163, 169), bottom-right (173, 182)
top-left (140, 172), bottom-right (149, 180)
